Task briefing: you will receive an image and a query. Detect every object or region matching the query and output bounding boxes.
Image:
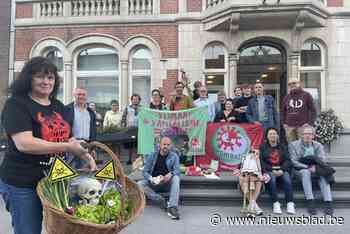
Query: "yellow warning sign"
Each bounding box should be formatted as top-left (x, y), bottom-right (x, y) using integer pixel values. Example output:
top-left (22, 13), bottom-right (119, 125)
top-left (48, 157), bottom-right (78, 183)
top-left (95, 160), bottom-right (116, 180)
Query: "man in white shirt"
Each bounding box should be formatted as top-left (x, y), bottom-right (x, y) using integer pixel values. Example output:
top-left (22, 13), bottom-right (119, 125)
top-left (193, 86), bottom-right (215, 122)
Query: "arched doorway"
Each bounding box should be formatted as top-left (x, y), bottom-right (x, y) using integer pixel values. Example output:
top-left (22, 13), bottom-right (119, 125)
top-left (237, 41), bottom-right (287, 109)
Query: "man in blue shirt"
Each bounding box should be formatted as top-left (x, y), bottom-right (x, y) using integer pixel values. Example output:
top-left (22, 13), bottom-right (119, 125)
top-left (138, 137), bottom-right (181, 220)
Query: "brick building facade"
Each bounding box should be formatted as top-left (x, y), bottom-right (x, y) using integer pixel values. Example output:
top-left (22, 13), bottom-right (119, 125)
top-left (8, 0), bottom-right (350, 132)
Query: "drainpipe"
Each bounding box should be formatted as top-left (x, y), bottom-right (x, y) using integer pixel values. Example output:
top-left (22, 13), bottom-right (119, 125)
top-left (8, 0), bottom-right (16, 88)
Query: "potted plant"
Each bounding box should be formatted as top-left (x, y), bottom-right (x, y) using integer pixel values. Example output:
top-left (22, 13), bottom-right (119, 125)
top-left (314, 109), bottom-right (344, 152)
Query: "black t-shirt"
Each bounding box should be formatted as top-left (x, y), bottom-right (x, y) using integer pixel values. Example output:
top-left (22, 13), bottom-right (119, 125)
top-left (234, 96), bottom-right (253, 123)
top-left (151, 153), bottom-right (169, 177)
top-left (0, 96), bottom-right (71, 188)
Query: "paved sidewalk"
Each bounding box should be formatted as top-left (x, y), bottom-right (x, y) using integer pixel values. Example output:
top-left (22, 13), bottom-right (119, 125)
top-left (1, 198), bottom-right (349, 234)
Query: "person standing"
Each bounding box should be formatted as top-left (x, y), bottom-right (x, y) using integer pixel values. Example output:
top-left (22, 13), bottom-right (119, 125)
top-left (214, 99), bottom-right (238, 123)
top-left (150, 89), bottom-right (167, 110)
top-left (88, 102), bottom-right (103, 127)
top-left (246, 82), bottom-right (279, 130)
top-left (168, 82), bottom-right (194, 111)
top-left (103, 100), bottom-right (122, 128)
top-left (138, 137), bottom-right (181, 220)
top-left (121, 94), bottom-right (142, 164)
top-left (192, 80), bottom-right (203, 101)
top-left (66, 88), bottom-right (97, 168)
top-left (193, 86), bottom-right (216, 122)
top-left (214, 90), bottom-right (226, 115)
top-left (0, 57), bottom-right (96, 234)
top-left (260, 127), bottom-right (295, 215)
top-left (234, 84), bottom-right (254, 123)
top-left (233, 86), bottom-right (242, 104)
top-left (282, 79), bottom-right (317, 142)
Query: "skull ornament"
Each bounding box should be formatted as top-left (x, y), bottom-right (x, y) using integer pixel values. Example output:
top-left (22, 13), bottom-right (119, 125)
top-left (76, 178), bottom-right (102, 206)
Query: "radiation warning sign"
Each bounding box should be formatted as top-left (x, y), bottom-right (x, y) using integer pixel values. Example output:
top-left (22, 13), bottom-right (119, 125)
top-left (48, 157), bottom-right (78, 183)
top-left (95, 160), bottom-right (116, 180)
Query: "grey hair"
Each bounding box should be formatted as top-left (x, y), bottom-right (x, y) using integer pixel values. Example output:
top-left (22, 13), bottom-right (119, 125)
top-left (302, 124), bottom-right (315, 134)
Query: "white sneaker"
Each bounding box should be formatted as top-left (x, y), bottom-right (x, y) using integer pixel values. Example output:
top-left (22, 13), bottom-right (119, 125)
top-left (286, 202), bottom-right (296, 214)
top-left (252, 201), bottom-right (263, 216)
top-left (273, 202), bottom-right (282, 214)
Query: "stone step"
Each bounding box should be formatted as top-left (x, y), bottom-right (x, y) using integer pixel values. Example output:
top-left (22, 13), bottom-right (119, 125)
top-left (178, 189), bottom-right (350, 208)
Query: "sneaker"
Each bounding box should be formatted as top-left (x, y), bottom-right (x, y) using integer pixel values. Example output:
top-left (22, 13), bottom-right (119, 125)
top-left (252, 201), bottom-right (263, 216)
top-left (167, 207), bottom-right (180, 220)
top-left (286, 202), bottom-right (296, 215)
top-left (306, 199), bottom-right (317, 215)
top-left (159, 197), bottom-right (167, 211)
top-left (273, 202), bottom-right (282, 214)
top-left (324, 201), bottom-right (334, 216)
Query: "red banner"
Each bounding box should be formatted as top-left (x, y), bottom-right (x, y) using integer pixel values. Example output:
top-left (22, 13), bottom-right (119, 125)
top-left (195, 123), bottom-right (264, 171)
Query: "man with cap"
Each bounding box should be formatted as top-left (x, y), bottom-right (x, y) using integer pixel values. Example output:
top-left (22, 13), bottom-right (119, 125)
top-left (281, 79), bottom-right (317, 143)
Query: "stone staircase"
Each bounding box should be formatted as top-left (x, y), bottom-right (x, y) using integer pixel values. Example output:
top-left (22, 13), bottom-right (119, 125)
top-left (129, 155), bottom-right (350, 208)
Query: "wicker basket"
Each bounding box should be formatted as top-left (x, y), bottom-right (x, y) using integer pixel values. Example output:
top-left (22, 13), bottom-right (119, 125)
top-left (37, 141), bottom-right (145, 234)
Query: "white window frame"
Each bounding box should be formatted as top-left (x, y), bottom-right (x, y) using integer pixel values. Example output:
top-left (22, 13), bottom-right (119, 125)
top-left (74, 46), bottom-right (121, 108)
top-left (202, 42), bottom-right (228, 94)
top-left (129, 46), bottom-right (152, 105)
top-left (43, 48), bottom-right (65, 103)
top-left (299, 40), bottom-right (326, 110)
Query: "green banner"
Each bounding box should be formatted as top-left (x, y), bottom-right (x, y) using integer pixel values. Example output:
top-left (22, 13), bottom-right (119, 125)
top-left (138, 107), bottom-right (208, 155)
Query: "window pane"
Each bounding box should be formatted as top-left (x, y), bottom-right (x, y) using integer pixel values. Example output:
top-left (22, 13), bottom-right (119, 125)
top-left (47, 49), bottom-right (63, 72)
top-left (78, 48), bottom-right (119, 71)
top-left (239, 45), bottom-right (283, 65)
top-left (132, 48), bottom-right (151, 70)
top-left (77, 76), bottom-right (119, 109)
top-left (204, 44), bottom-right (225, 69)
top-left (301, 42), bottom-right (321, 67)
top-left (205, 74), bottom-right (224, 93)
top-left (132, 75), bottom-right (151, 105)
top-left (56, 76), bottom-right (64, 102)
top-left (300, 72), bottom-right (321, 113)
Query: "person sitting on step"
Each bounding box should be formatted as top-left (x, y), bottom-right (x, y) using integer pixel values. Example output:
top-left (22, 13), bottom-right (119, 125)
top-left (237, 149), bottom-right (264, 216)
top-left (260, 127), bottom-right (296, 215)
top-left (289, 124), bottom-right (334, 216)
top-left (138, 136), bottom-right (181, 220)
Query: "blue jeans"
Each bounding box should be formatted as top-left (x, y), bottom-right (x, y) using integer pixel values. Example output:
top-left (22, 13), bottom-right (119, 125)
top-left (138, 175), bottom-right (180, 208)
top-left (266, 171), bottom-right (294, 203)
top-left (297, 169), bottom-right (333, 202)
top-left (0, 179), bottom-right (43, 234)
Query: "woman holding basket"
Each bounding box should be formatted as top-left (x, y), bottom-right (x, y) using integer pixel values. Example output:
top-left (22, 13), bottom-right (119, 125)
top-left (0, 57), bottom-right (96, 234)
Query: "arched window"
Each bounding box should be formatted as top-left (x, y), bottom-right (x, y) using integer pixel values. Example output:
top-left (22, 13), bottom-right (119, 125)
top-left (77, 47), bottom-right (119, 110)
top-left (300, 40), bottom-right (325, 113)
top-left (301, 42), bottom-right (322, 67)
top-left (45, 48), bottom-right (64, 102)
top-left (130, 47), bottom-right (151, 105)
top-left (203, 43), bottom-right (226, 97)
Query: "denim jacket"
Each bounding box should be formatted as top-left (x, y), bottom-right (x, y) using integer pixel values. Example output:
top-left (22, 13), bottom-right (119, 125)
top-left (246, 95), bottom-right (279, 130)
top-left (142, 151), bottom-right (180, 182)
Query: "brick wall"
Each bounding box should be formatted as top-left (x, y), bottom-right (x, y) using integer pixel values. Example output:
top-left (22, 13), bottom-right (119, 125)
top-left (161, 69), bottom-right (178, 102)
top-left (15, 25), bottom-right (178, 60)
top-left (16, 3), bottom-right (33, 19)
top-left (187, 0), bottom-right (202, 12)
top-left (160, 0), bottom-right (179, 14)
top-left (327, 0), bottom-right (343, 6)
top-left (0, 0), bottom-right (11, 109)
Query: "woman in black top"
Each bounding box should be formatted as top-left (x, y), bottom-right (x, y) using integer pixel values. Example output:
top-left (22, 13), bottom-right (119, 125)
top-left (214, 98), bottom-right (238, 123)
top-left (0, 57), bottom-right (96, 234)
top-left (259, 127), bottom-right (295, 215)
top-left (149, 89), bottom-right (166, 110)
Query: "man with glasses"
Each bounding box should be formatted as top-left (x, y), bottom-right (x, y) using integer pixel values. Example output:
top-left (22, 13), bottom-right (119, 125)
top-left (289, 125), bottom-right (334, 216)
top-left (150, 89), bottom-right (167, 110)
top-left (281, 79), bottom-right (316, 143)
